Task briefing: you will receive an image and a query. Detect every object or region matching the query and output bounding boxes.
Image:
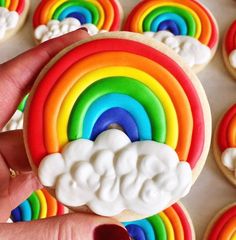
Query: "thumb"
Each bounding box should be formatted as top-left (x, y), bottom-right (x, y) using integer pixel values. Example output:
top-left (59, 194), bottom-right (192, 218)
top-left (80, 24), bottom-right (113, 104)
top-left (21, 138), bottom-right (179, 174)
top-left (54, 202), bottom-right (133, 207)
top-left (0, 213), bottom-right (130, 240)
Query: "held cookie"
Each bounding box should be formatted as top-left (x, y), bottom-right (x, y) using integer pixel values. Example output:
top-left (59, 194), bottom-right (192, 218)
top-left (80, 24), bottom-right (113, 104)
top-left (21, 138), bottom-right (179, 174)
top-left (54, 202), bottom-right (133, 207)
top-left (0, 0), bottom-right (29, 43)
top-left (24, 32), bottom-right (211, 221)
top-left (33, 0), bottom-right (123, 43)
top-left (11, 188), bottom-right (66, 222)
top-left (213, 104), bottom-right (236, 186)
top-left (204, 203), bottom-right (236, 240)
top-left (223, 20), bottom-right (236, 80)
top-left (124, 0), bottom-right (219, 73)
top-left (123, 202), bottom-right (195, 240)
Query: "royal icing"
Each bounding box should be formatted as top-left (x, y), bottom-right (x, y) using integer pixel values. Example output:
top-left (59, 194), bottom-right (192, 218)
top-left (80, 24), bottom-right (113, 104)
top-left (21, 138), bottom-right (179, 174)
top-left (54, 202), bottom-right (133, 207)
top-left (217, 104), bottom-right (236, 176)
top-left (225, 20), bottom-right (236, 69)
top-left (206, 204), bottom-right (236, 240)
top-left (123, 203), bottom-right (194, 240)
top-left (144, 31), bottom-right (211, 67)
top-left (33, 0), bottom-right (122, 41)
top-left (124, 0), bottom-right (218, 65)
top-left (0, 7), bottom-right (19, 39)
top-left (11, 189), bottom-right (65, 222)
top-left (34, 18), bottom-right (105, 43)
top-left (25, 33), bottom-right (209, 217)
top-left (39, 129), bottom-right (192, 216)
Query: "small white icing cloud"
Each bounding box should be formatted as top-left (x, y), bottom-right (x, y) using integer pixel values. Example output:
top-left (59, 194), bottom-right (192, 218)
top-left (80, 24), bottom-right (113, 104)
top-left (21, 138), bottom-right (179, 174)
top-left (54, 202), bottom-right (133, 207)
top-left (0, 7), bottom-right (19, 39)
top-left (39, 129), bottom-right (192, 217)
top-left (2, 110), bottom-right (23, 132)
top-left (221, 148), bottom-right (236, 175)
top-left (34, 18), bottom-right (105, 43)
top-left (144, 31), bottom-right (212, 67)
top-left (229, 50), bottom-right (236, 69)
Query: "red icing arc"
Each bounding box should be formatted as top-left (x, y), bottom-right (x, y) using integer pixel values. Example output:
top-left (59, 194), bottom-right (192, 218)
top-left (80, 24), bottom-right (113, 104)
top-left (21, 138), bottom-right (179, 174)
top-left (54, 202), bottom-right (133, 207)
top-left (26, 38), bottom-right (205, 169)
top-left (16, 0), bottom-right (25, 15)
top-left (225, 20), bottom-right (236, 55)
top-left (217, 104), bottom-right (236, 152)
top-left (172, 203), bottom-right (193, 239)
top-left (207, 205), bottom-right (236, 240)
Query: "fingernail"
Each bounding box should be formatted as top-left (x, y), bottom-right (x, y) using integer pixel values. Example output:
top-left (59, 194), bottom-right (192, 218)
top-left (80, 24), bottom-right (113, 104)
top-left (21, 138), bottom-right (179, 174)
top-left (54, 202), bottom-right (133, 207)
top-left (78, 27), bottom-right (88, 32)
top-left (94, 224), bottom-right (130, 240)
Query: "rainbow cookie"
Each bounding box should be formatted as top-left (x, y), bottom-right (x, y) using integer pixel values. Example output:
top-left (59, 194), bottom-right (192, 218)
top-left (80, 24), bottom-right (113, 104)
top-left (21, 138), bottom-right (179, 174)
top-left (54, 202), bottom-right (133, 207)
top-left (11, 188), bottom-right (66, 222)
top-left (2, 94), bottom-right (28, 132)
top-left (123, 202), bottom-right (195, 240)
top-left (204, 203), bottom-right (236, 240)
top-left (0, 0), bottom-right (29, 43)
top-left (24, 32), bottom-right (211, 221)
top-left (223, 20), bottom-right (236, 80)
top-left (124, 0), bottom-right (219, 73)
top-left (213, 104), bottom-right (236, 186)
top-left (33, 0), bottom-right (123, 43)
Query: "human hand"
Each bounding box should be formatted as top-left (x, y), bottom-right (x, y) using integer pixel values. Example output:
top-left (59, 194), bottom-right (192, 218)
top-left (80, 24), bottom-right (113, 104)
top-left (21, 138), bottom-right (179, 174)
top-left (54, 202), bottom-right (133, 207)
top-left (0, 30), bottom-right (130, 240)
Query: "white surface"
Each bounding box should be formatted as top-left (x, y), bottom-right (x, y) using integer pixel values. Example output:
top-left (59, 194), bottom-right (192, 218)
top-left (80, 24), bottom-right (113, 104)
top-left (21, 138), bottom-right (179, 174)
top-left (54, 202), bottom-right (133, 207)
top-left (0, 0), bottom-right (235, 239)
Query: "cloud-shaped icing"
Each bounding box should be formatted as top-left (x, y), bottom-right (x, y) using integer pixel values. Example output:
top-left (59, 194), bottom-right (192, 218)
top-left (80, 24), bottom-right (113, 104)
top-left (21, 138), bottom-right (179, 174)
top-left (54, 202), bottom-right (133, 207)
top-left (34, 18), bottom-right (105, 43)
top-left (2, 110), bottom-right (23, 132)
top-left (39, 129), bottom-right (192, 217)
top-left (222, 148), bottom-right (236, 175)
top-left (0, 7), bottom-right (19, 39)
top-left (144, 31), bottom-right (211, 67)
top-left (229, 50), bottom-right (236, 68)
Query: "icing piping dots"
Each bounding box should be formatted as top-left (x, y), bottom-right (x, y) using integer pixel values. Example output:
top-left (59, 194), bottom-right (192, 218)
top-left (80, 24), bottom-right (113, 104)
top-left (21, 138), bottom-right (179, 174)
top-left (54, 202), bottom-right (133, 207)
top-left (217, 104), bottom-right (236, 174)
top-left (225, 20), bottom-right (236, 69)
top-left (206, 204), bottom-right (236, 240)
top-left (11, 189), bottom-right (65, 222)
top-left (124, 0), bottom-right (218, 49)
top-left (26, 35), bottom-right (205, 169)
top-left (33, 0), bottom-right (122, 31)
top-left (123, 203), bottom-right (194, 240)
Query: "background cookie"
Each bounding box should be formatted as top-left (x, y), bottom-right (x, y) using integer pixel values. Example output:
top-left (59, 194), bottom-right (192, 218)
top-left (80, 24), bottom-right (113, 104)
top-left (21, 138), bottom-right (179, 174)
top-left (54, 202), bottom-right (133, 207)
top-left (33, 0), bottom-right (123, 43)
top-left (10, 188), bottom-right (66, 222)
top-left (203, 203), bottom-right (236, 240)
top-left (213, 104), bottom-right (236, 186)
top-left (23, 32), bottom-right (211, 221)
top-left (123, 0), bottom-right (219, 73)
top-left (2, 94), bottom-right (28, 132)
top-left (123, 202), bottom-right (195, 240)
top-left (0, 0), bottom-right (29, 43)
top-left (222, 20), bottom-right (236, 80)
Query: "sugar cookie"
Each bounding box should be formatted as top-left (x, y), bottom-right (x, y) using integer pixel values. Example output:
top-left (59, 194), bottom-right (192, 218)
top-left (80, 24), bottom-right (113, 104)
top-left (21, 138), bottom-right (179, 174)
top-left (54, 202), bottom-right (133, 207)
top-left (204, 203), bottom-right (236, 240)
top-left (33, 0), bottom-right (123, 43)
top-left (24, 32), bottom-right (211, 221)
top-left (124, 0), bottom-right (219, 73)
top-left (213, 104), bottom-right (236, 186)
top-left (0, 0), bottom-right (30, 43)
top-left (123, 202), bottom-right (195, 240)
top-left (10, 188), bottom-right (66, 222)
top-left (223, 20), bottom-right (236, 80)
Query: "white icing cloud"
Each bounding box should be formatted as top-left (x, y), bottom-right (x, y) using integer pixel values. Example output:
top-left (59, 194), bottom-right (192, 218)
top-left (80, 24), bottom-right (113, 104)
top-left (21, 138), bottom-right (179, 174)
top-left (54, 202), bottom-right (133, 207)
top-left (222, 148), bottom-right (236, 176)
top-left (2, 110), bottom-right (23, 132)
top-left (0, 7), bottom-right (19, 39)
top-left (39, 129), bottom-right (192, 217)
top-left (144, 31), bottom-right (211, 67)
top-left (229, 49), bottom-right (236, 68)
top-left (34, 18), bottom-right (105, 43)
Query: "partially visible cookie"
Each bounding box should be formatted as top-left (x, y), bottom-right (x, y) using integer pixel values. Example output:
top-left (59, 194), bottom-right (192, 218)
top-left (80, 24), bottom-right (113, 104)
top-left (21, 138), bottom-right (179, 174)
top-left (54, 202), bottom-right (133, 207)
top-left (223, 20), bottom-right (236, 80)
top-left (204, 203), bottom-right (236, 240)
top-left (33, 0), bottom-right (123, 43)
top-left (0, 0), bottom-right (29, 43)
top-left (123, 0), bottom-right (219, 73)
top-left (11, 188), bottom-right (67, 222)
top-left (123, 202), bottom-right (195, 240)
top-left (213, 104), bottom-right (236, 186)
